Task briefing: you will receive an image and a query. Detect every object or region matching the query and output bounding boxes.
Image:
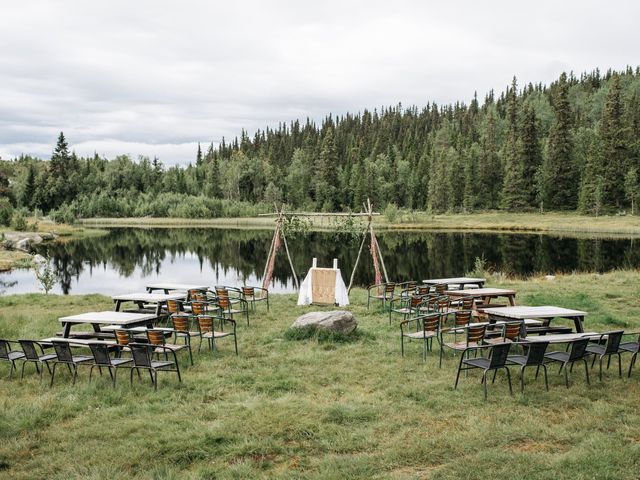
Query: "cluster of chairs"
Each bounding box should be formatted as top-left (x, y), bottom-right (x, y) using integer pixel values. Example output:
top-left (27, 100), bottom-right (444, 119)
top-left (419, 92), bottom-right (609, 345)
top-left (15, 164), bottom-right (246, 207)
top-left (0, 285), bottom-right (269, 389)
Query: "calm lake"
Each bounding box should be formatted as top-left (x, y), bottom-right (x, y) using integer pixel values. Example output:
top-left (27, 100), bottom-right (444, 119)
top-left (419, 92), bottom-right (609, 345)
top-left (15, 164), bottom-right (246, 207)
top-left (1, 227), bottom-right (639, 295)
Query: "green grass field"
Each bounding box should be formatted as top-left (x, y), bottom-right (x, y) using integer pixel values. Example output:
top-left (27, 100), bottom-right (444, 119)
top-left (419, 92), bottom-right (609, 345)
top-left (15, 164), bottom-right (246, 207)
top-left (1, 272), bottom-right (640, 479)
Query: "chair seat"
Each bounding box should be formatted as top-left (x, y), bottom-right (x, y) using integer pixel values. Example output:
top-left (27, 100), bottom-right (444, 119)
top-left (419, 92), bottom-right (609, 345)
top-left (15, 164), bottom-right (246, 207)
top-left (150, 361), bottom-right (175, 369)
top-left (444, 341), bottom-right (480, 350)
top-left (484, 338), bottom-right (515, 345)
top-left (154, 344), bottom-right (187, 353)
top-left (203, 331), bottom-right (233, 339)
top-left (585, 345), bottom-right (607, 356)
top-left (506, 355), bottom-right (527, 366)
top-left (38, 354), bottom-right (57, 362)
top-left (403, 331), bottom-right (437, 339)
top-left (70, 355), bottom-right (93, 363)
top-left (544, 351), bottom-right (570, 362)
top-left (392, 308), bottom-right (412, 315)
top-left (7, 351), bottom-right (25, 361)
top-left (110, 358), bottom-right (133, 366)
top-left (462, 357), bottom-right (491, 369)
top-left (176, 331), bottom-right (201, 337)
top-left (619, 342), bottom-right (639, 353)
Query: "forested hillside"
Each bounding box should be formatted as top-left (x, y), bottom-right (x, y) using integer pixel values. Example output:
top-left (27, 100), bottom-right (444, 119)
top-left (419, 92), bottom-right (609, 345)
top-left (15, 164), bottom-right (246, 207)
top-left (1, 67), bottom-right (639, 221)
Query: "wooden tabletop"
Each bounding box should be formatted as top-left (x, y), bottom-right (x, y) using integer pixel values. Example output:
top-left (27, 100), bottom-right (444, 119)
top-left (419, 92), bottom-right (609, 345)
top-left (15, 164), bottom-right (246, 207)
top-left (40, 337), bottom-right (117, 346)
top-left (423, 277), bottom-right (485, 285)
top-left (146, 283), bottom-right (209, 292)
top-left (481, 306), bottom-right (588, 319)
top-left (445, 288), bottom-right (516, 297)
top-left (112, 292), bottom-right (187, 302)
top-left (59, 311), bottom-right (157, 325)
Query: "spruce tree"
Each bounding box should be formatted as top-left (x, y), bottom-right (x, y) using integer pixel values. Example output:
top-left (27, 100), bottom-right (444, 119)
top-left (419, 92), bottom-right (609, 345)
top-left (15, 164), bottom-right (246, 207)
top-left (501, 78), bottom-right (528, 210)
top-left (545, 73), bottom-right (576, 209)
top-left (519, 103), bottom-right (543, 206)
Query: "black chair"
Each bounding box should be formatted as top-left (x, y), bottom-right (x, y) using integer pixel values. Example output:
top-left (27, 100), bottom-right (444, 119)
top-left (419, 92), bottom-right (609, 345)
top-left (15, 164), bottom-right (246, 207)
top-left (543, 338), bottom-right (591, 388)
top-left (454, 342), bottom-right (513, 401)
top-left (506, 341), bottom-right (550, 392)
top-left (49, 341), bottom-right (94, 386)
top-left (18, 340), bottom-right (56, 380)
top-left (129, 343), bottom-right (181, 390)
top-left (88, 343), bottom-right (133, 387)
top-left (0, 339), bottom-right (25, 379)
top-left (586, 330), bottom-right (625, 381)
top-left (620, 332), bottom-right (639, 377)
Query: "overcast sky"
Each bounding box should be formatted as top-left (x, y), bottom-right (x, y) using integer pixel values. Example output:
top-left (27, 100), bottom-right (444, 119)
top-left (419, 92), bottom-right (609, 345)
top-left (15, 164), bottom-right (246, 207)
top-left (1, 1), bottom-right (638, 166)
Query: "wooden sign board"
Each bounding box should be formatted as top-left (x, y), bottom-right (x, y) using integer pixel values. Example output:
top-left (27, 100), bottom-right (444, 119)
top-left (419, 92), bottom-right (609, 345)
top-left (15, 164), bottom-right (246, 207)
top-left (311, 268), bottom-right (337, 305)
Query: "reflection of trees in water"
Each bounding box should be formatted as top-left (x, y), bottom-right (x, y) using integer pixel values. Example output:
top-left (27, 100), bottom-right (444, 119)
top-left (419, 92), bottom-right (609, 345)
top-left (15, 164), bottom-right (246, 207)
top-left (0, 279), bottom-right (18, 294)
top-left (34, 228), bottom-right (640, 292)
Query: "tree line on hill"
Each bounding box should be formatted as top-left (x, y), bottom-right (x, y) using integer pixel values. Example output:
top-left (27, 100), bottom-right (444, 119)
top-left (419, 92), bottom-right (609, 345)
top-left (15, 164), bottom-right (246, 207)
top-left (1, 66), bottom-right (639, 223)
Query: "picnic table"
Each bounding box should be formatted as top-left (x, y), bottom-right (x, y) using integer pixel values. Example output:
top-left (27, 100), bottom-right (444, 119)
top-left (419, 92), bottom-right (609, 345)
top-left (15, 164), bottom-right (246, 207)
top-left (145, 283), bottom-right (209, 299)
top-left (41, 337), bottom-right (117, 346)
top-left (522, 332), bottom-right (601, 343)
top-left (445, 288), bottom-right (516, 306)
top-left (58, 311), bottom-right (157, 338)
top-left (481, 306), bottom-right (588, 334)
top-left (423, 277), bottom-right (485, 289)
top-left (112, 292), bottom-right (187, 316)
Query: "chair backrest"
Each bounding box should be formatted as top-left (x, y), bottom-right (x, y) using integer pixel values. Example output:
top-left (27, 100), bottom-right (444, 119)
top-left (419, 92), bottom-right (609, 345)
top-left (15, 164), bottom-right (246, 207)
top-left (460, 297), bottom-right (475, 310)
top-left (0, 339), bottom-right (12, 360)
top-left (130, 343), bottom-right (152, 367)
top-left (568, 337), bottom-right (590, 361)
top-left (410, 295), bottom-right (423, 308)
top-left (417, 285), bottom-right (430, 296)
top-left (188, 289), bottom-right (202, 299)
top-left (115, 330), bottom-right (131, 346)
top-left (52, 342), bottom-right (74, 363)
top-left (242, 287), bottom-right (254, 299)
top-left (146, 330), bottom-right (165, 346)
top-left (503, 322), bottom-right (522, 341)
top-left (421, 313), bottom-right (440, 333)
top-left (198, 315), bottom-right (214, 334)
top-left (488, 342), bottom-right (511, 368)
top-left (404, 281), bottom-right (417, 291)
top-left (467, 325), bottom-right (486, 345)
top-left (19, 340), bottom-right (40, 360)
top-left (434, 283), bottom-right (447, 294)
top-left (454, 310), bottom-right (472, 328)
top-left (524, 341), bottom-right (549, 365)
top-left (172, 315), bottom-right (189, 332)
top-left (435, 296), bottom-right (450, 313)
top-left (215, 287), bottom-right (229, 297)
top-left (384, 283), bottom-right (396, 296)
top-left (604, 330), bottom-right (624, 354)
top-left (217, 296), bottom-right (231, 310)
top-left (89, 343), bottom-right (112, 366)
top-left (191, 302), bottom-right (207, 316)
top-left (167, 300), bottom-right (181, 315)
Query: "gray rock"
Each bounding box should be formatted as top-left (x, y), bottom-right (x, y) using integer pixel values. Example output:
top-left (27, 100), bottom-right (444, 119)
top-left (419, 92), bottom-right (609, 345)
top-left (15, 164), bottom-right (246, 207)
top-left (291, 310), bottom-right (357, 334)
top-left (15, 238), bottom-right (31, 251)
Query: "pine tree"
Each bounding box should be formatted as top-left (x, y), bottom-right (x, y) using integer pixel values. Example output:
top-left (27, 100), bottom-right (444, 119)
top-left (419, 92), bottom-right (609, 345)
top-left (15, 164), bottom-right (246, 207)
top-left (600, 74), bottom-right (629, 208)
top-left (478, 109), bottom-right (501, 209)
top-left (545, 73), bottom-right (576, 209)
top-left (501, 78), bottom-right (528, 210)
top-left (578, 132), bottom-right (603, 214)
top-left (21, 163), bottom-right (37, 210)
top-left (519, 103), bottom-right (543, 206)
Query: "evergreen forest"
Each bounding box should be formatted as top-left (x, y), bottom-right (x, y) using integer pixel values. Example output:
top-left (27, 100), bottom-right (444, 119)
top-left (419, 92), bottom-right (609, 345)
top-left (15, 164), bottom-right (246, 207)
top-left (1, 67), bottom-right (640, 222)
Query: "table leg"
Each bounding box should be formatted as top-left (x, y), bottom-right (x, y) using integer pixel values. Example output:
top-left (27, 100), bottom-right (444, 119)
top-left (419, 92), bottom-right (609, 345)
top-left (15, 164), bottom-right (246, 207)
top-left (91, 323), bottom-right (102, 333)
top-left (114, 300), bottom-right (121, 312)
top-left (574, 316), bottom-right (584, 333)
top-left (62, 322), bottom-right (72, 338)
top-left (508, 295), bottom-right (516, 306)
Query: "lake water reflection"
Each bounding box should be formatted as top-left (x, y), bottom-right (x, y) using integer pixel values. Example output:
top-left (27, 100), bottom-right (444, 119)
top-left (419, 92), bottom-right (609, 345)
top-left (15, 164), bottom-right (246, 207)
top-left (1, 227), bottom-right (639, 295)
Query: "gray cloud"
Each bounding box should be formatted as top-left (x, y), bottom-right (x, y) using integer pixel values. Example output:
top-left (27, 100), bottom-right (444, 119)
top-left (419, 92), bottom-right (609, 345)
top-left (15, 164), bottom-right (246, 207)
top-left (1, 0), bottom-right (638, 165)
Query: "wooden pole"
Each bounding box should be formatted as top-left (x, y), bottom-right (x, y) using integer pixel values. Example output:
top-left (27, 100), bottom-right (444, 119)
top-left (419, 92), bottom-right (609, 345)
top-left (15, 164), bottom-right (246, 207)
top-left (347, 223), bottom-right (370, 293)
top-left (372, 230), bottom-right (389, 283)
top-left (261, 216), bottom-right (279, 290)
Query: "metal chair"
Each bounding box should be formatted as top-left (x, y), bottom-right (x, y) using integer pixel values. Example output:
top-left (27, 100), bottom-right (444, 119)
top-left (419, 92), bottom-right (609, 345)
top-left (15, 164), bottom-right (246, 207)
top-left (128, 343), bottom-right (181, 390)
top-left (388, 294), bottom-right (423, 325)
top-left (0, 339), bottom-right (25, 379)
top-left (543, 337), bottom-right (592, 388)
top-left (586, 330), bottom-right (625, 381)
top-left (620, 332), bottom-right (639, 377)
top-left (146, 329), bottom-right (193, 366)
top-left (88, 342), bottom-right (133, 387)
top-left (439, 324), bottom-right (486, 368)
top-left (49, 341), bottom-right (93, 386)
top-left (241, 286), bottom-right (270, 312)
top-left (18, 339), bottom-right (56, 380)
top-left (197, 315), bottom-right (238, 355)
top-left (506, 341), bottom-right (550, 392)
top-left (216, 295), bottom-right (249, 327)
top-left (400, 313), bottom-right (441, 361)
top-left (454, 342), bottom-right (513, 401)
top-left (366, 282), bottom-right (396, 310)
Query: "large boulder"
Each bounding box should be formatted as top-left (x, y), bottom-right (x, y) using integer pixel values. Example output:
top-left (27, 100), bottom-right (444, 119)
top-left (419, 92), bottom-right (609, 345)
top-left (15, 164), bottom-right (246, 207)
top-left (291, 310), bottom-right (357, 334)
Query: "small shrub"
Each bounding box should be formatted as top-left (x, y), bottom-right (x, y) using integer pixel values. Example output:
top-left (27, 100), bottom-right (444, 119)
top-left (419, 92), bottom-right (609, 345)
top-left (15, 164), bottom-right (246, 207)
top-left (33, 259), bottom-right (57, 294)
top-left (0, 198), bottom-right (13, 226)
top-left (11, 211), bottom-right (27, 231)
top-left (466, 255), bottom-right (489, 278)
top-left (384, 203), bottom-right (399, 223)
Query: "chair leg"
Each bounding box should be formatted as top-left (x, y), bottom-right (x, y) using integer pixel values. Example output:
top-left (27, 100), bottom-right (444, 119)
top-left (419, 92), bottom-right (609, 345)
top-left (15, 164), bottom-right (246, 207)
top-left (20, 361), bottom-right (27, 379)
top-left (483, 372), bottom-right (488, 401)
top-left (89, 365), bottom-right (95, 383)
top-left (505, 367), bottom-right (513, 395)
top-left (188, 346), bottom-right (193, 366)
top-left (564, 363), bottom-right (569, 388)
top-left (153, 370), bottom-right (158, 391)
top-left (599, 357), bottom-right (603, 382)
top-left (617, 353), bottom-right (622, 378)
top-left (72, 365), bottom-right (78, 385)
top-left (176, 363), bottom-right (182, 383)
top-left (520, 366), bottom-right (525, 393)
top-left (542, 364), bottom-right (549, 391)
top-left (234, 335), bottom-right (238, 355)
top-left (629, 353), bottom-right (637, 378)
top-left (583, 359), bottom-right (590, 385)
top-left (112, 368), bottom-right (118, 388)
top-left (401, 334), bottom-right (404, 357)
top-left (50, 363), bottom-right (58, 387)
top-left (454, 359), bottom-right (464, 390)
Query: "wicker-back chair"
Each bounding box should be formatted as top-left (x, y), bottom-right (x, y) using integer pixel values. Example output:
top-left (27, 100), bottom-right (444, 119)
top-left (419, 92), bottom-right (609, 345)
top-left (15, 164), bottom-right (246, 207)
top-left (400, 313), bottom-right (442, 361)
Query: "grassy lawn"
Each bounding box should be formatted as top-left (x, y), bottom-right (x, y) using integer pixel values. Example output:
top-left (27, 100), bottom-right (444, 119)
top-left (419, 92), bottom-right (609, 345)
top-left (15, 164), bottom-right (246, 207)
top-left (79, 212), bottom-right (640, 237)
top-left (1, 272), bottom-right (640, 479)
